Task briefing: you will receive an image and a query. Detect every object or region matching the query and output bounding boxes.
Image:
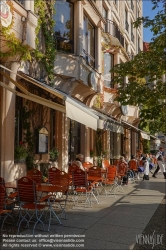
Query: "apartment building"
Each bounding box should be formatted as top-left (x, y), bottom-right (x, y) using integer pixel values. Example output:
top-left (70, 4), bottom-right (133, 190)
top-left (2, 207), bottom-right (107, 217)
top-left (0, 0), bottom-right (145, 181)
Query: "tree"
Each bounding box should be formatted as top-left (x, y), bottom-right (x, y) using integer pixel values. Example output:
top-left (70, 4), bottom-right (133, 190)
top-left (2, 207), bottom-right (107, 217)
top-left (111, 0), bottom-right (166, 134)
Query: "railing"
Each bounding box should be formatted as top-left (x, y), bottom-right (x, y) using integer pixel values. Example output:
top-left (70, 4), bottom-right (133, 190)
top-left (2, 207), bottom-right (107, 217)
top-left (82, 49), bottom-right (95, 68)
top-left (106, 19), bottom-right (125, 47)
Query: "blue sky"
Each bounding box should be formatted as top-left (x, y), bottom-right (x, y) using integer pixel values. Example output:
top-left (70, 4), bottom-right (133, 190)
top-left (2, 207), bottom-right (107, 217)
top-left (143, 0), bottom-right (163, 42)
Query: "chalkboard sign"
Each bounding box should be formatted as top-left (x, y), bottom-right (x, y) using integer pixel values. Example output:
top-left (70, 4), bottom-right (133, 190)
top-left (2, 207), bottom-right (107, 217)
top-left (37, 127), bottom-right (48, 154)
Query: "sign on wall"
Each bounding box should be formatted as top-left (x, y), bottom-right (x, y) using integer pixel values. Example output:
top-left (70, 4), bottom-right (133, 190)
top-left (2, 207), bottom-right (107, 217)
top-left (0, 0), bottom-right (12, 27)
top-left (37, 127), bottom-right (48, 154)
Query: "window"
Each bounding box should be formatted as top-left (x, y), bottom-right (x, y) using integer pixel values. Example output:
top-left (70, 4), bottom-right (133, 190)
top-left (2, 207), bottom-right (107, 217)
top-left (131, 0), bottom-right (134, 11)
top-left (125, 9), bottom-right (129, 31)
top-left (103, 53), bottom-right (114, 88)
top-left (125, 42), bottom-right (128, 52)
top-left (138, 37), bottom-right (141, 52)
top-left (53, 0), bottom-right (74, 53)
top-left (131, 22), bottom-right (134, 43)
top-left (68, 120), bottom-right (81, 164)
top-left (83, 15), bottom-right (95, 67)
top-left (102, 6), bottom-right (107, 32)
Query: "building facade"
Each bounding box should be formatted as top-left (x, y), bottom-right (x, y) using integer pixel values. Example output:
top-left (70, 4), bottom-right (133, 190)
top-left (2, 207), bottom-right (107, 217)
top-left (0, 0), bottom-right (145, 181)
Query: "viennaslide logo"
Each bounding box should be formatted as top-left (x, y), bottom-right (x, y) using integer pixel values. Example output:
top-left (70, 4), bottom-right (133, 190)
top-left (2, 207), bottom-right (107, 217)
top-left (136, 230), bottom-right (164, 249)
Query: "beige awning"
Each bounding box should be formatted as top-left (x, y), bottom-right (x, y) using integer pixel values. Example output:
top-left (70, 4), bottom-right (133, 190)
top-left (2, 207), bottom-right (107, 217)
top-left (0, 65), bottom-right (99, 130)
top-left (65, 97), bottom-right (98, 130)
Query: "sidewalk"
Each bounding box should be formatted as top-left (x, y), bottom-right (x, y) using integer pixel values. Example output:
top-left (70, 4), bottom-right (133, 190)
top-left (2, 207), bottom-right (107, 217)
top-left (0, 173), bottom-right (165, 250)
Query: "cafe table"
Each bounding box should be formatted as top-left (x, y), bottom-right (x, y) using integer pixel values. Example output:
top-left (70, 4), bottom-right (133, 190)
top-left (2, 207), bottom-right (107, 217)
top-left (36, 184), bottom-right (62, 231)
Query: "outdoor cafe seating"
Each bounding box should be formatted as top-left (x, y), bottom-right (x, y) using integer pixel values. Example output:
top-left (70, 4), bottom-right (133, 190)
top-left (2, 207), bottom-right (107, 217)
top-left (0, 184), bottom-right (15, 231)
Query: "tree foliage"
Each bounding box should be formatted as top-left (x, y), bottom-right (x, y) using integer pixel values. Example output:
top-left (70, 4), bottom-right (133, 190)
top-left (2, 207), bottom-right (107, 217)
top-left (111, 0), bottom-right (166, 134)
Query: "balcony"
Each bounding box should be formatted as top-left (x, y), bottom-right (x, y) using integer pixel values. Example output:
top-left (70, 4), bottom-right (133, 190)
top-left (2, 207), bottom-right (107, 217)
top-left (106, 19), bottom-right (125, 47)
top-left (1, 1), bottom-right (37, 60)
top-left (54, 52), bottom-right (101, 93)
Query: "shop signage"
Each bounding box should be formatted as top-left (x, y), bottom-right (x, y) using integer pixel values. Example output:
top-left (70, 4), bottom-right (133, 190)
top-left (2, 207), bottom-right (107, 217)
top-left (98, 119), bottom-right (124, 134)
top-left (0, 0), bottom-right (12, 27)
top-left (37, 127), bottom-right (48, 154)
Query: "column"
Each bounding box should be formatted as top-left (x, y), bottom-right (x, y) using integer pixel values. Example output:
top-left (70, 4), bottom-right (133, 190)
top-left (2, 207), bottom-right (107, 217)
top-left (1, 62), bottom-right (20, 182)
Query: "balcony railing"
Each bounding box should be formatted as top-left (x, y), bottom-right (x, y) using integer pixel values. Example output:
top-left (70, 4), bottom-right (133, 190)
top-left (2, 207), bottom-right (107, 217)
top-left (82, 49), bottom-right (95, 68)
top-left (106, 19), bottom-right (125, 47)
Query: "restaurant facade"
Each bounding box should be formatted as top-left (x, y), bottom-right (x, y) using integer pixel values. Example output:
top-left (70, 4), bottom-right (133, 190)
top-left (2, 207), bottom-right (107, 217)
top-left (0, 0), bottom-right (150, 182)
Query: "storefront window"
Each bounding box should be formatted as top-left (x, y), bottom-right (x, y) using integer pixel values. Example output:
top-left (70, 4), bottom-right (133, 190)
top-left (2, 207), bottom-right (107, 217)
top-left (68, 120), bottom-right (81, 164)
top-left (53, 0), bottom-right (74, 53)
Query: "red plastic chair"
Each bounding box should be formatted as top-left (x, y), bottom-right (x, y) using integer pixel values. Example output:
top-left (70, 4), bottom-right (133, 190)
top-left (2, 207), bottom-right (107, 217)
top-left (102, 165), bottom-right (117, 196)
top-left (49, 171), bottom-right (70, 220)
top-left (83, 161), bottom-right (93, 171)
top-left (48, 167), bottom-right (60, 184)
top-left (27, 168), bottom-right (42, 184)
top-left (17, 176), bottom-right (49, 235)
top-left (72, 169), bottom-right (95, 208)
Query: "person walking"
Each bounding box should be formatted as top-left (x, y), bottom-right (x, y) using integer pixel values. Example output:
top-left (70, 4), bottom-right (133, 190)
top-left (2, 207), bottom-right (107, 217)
top-left (152, 147), bottom-right (166, 179)
top-left (142, 156), bottom-right (150, 180)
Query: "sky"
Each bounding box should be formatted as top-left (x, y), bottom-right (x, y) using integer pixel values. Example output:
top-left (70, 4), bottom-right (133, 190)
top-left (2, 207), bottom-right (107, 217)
top-left (143, 0), bottom-right (163, 42)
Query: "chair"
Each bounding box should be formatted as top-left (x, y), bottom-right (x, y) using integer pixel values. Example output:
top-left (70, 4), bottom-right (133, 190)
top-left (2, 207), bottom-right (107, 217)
top-left (72, 169), bottom-right (95, 208)
top-left (0, 177), bottom-right (18, 209)
top-left (128, 160), bottom-right (138, 182)
top-left (83, 161), bottom-right (93, 171)
top-left (17, 176), bottom-right (48, 235)
top-left (49, 171), bottom-right (70, 220)
top-left (68, 164), bottom-right (80, 191)
top-left (0, 184), bottom-right (15, 231)
top-left (102, 165), bottom-right (117, 196)
top-left (88, 166), bottom-right (103, 203)
top-left (48, 167), bottom-right (60, 184)
top-left (116, 162), bottom-right (128, 192)
top-left (102, 159), bottom-right (111, 169)
top-left (27, 168), bottom-right (42, 184)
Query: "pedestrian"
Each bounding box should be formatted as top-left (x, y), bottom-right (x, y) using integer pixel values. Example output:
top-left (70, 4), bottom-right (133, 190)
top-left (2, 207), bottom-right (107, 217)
top-left (72, 153), bottom-right (85, 171)
top-left (142, 156), bottom-right (149, 180)
top-left (152, 147), bottom-right (166, 179)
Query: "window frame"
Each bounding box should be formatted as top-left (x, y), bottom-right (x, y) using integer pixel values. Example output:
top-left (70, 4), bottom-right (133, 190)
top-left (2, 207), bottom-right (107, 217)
top-left (83, 14), bottom-right (95, 68)
top-left (53, 0), bottom-right (74, 53)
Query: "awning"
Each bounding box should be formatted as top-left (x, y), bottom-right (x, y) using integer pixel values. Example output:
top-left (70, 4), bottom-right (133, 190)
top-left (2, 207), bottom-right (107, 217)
top-left (91, 109), bottom-right (124, 134)
top-left (65, 97), bottom-right (98, 130)
top-left (0, 65), bottom-right (98, 130)
top-left (122, 120), bottom-right (140, 132)
top-left (141, 132), bottom-right (150, 140)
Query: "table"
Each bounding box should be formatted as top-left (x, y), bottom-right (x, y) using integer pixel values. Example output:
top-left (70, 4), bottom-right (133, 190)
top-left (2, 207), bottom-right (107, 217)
top-left (5, 181), bottom-right (17, 189)
top-left (37, 184), bottom-right (62, 231)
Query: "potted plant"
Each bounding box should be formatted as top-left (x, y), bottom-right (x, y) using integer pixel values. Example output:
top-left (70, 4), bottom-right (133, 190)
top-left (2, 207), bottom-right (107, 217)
top-left (49, 147), bottom-right (60, 161)
top-left (90, 149), bottom-right (94, 158)
top-left (14, 142), bottom-right (28, 163)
